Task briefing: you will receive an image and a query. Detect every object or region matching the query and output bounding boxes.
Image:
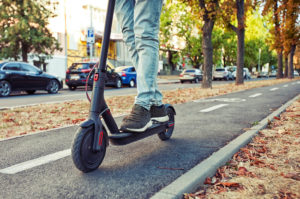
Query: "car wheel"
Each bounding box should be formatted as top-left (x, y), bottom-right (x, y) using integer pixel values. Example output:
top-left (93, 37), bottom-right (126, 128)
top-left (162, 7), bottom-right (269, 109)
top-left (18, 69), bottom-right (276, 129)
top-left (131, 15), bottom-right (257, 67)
top-left (194, 78), bottom-right (199, 83)
top-left (129, 79), bottom-right (135, 87)
top-left (115, 78), bottom-right (122, 88)
top-left (26, 90), bottom-right (36, 95)
top-left (225, 76), bottom-right (229, 81)
top-left (180, 80), bottom-right (184, 84)
top-left (0, 80), bottom-right (11, 97)
top-left (47, 80), bottom-right (59, 94)
top-left (68, 86), bottom-right (77, 91)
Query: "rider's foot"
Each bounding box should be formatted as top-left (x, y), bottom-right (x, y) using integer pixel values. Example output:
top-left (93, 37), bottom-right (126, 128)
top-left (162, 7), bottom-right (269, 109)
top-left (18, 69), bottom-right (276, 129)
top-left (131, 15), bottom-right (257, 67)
top-left (150, 105), bottom-right (169, 122)
top-left (120, 104), bottom-right (152, 132)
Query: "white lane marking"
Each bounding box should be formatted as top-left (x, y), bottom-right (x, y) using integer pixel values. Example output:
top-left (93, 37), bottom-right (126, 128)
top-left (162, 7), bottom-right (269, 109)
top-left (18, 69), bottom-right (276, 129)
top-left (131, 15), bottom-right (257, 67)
top-left (270, 88), bottom-right (279, 91)
top-left (0, 149), bottom-right (71, 174)
top-left (194, 98), bottom-right (245, 103)
top-left (249, 93), bottom-right (262, 98)
top-left (199, 104), bottom-right (228, 113)
top-left (283, 85), bottom-right (288, 88)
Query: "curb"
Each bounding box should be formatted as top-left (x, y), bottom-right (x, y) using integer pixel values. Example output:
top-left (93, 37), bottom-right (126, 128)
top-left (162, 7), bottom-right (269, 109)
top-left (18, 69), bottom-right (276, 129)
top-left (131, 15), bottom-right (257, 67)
top-left (150, 94), bottom-right (300, 199)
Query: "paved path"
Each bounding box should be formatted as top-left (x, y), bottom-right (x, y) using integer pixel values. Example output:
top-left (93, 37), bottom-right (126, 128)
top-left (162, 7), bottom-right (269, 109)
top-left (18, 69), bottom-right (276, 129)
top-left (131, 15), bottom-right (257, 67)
top-left (0, 80), bottom-right (299, 199)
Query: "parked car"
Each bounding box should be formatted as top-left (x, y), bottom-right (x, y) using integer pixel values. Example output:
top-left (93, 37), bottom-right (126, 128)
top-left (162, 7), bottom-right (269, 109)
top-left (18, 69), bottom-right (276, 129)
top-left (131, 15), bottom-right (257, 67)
top-left (232, 68), bottom-right (251, 80)
top-left (269, 70), bottom-right (277, 77)
top-left (213, 68), bottom-right (233, 80)
top-left (115, 66), bottom-right (137, 87)
top-left (0, 61), bottom-right (62, 97)
top-left (257, 71), bottom-right (269, 78)
top-left (179, 69), bottom-right (203, 83)
top-left (65, 61), bottom-right (122, 90)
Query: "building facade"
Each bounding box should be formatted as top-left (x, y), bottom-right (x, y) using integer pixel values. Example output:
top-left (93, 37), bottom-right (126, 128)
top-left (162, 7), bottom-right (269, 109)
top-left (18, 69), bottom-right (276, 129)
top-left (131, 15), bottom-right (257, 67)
top-left (37, 0), bottom-right (131, 78)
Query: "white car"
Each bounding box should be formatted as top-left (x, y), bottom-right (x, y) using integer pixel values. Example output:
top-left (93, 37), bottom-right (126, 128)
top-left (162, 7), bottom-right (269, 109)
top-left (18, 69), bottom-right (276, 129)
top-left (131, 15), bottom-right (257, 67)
top-left (232, 68), bottom-right (251, 80)
top-left (213, 68), bottom-right (233, 81)
top-left (179, 69), bottom-right (203, 83)
top-left (294, 70), bottom-right (299, 76)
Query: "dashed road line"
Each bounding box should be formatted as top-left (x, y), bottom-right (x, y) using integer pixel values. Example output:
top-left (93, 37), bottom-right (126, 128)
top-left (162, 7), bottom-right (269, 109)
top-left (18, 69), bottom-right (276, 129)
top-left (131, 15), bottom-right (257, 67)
top-left (270, 87), bottom-right (279, 91)
top-left (0, 149), bottom-right (71, 174)
top-left (199, 104), bottom-right (228, 113)
top-left (249, 93), bottom-right (262, 98)
top-left (283, 85), bottom-right (289, 88)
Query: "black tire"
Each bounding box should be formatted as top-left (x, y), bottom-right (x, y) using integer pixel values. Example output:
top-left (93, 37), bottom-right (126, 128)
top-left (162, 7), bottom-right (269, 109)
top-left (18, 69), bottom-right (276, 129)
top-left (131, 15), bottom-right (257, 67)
top-left (194, 78), bottom-right (199, 83)
top-left (26, 90), bottom-right (36, 95)
top-left (47, 79), bottom-right (59, 94)
top-left (129, 79), bottom-right (135, 87)
top-left (115, 78), bottom-right (122, 88)
top-left (68, 86), bottom-right (77, 91)
top-left (71, 126), bottom-right (107, 173)
top-left (158, 108), bottom-right (175, 141)
top-left (180, 80), bottom-right (184, 84)
top-left (0, 80), bottom-right (11, 97)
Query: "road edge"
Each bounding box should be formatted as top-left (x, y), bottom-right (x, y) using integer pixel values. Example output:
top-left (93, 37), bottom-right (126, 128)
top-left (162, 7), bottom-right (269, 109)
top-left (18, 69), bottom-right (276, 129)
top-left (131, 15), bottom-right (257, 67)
top-left (150, 93), bottom-right (300, 199)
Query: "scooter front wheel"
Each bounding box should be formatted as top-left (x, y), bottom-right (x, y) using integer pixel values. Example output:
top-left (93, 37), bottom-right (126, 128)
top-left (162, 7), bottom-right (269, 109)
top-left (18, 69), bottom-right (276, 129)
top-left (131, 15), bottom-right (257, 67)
top-left (158, 107), bottom-right (175, 141)
top-left (71, 126), bottom-right (106, 172)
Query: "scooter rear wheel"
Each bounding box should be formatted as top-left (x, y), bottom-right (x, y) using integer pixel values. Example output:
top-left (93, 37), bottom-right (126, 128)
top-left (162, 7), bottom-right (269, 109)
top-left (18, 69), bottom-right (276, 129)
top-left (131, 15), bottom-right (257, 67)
top-left (158, 107), bottom-right (175, 141)
top-left (71, 127), bottom-right (106, 172)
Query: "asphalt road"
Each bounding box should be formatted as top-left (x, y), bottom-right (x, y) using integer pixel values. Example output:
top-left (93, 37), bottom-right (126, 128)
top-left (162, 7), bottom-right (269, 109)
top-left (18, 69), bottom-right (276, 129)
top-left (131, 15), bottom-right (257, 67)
top-left (0, 80), bottom-right (298, 199)
top-left (0, 77), bottom-right (271, 109)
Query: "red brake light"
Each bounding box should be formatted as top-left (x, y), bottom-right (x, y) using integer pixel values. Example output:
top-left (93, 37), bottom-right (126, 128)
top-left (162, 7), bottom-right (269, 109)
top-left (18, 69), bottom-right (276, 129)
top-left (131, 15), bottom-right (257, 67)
top-left (66, 69), bottom-right (70, 74)
top-left (122, 72), bottom-right (126, 77)
top-left (180, 74), bottom-right (183, 77)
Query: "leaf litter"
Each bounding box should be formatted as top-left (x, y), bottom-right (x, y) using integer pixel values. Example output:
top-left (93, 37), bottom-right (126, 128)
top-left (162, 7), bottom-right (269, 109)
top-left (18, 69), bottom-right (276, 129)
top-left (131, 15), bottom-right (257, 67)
top-left (0, 78), bottom-right (298, 140)
top-left (184, 99), bottom-right (300, 199)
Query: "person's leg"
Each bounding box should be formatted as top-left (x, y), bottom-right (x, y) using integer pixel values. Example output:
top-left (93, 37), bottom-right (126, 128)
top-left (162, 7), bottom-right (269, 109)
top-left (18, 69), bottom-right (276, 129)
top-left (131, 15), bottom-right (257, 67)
top-left (116, 0), bottom-right (167, 132)
top-left (115, 0), bottom-right (138, 68)
top-left (133, 0), bottom-right (163, 111)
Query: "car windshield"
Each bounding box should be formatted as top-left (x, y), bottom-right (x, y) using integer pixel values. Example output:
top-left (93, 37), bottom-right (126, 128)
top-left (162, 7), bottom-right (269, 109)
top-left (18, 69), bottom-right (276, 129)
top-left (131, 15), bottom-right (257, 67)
top-left (115, 66), bottom-right (130, 72)
top-left (69, 63), bottom-right (94, 70)
top-left (216, 69), bottom-right (225, 71)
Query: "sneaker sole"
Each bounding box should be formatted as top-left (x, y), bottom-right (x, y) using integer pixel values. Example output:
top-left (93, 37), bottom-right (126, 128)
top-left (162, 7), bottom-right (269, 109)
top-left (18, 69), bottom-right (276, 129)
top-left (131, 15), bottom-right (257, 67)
top-left (151, 116), bottom-right (169, 123)
top-left (125, 120), bottom-right (153, 132)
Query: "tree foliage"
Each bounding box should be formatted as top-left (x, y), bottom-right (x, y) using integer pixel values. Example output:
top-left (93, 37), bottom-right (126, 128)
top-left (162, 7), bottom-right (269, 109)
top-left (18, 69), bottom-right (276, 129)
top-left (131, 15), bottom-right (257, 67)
top-left (0, 0), bottom-right (61, 62)
top-left (262, 0), bottom-right (299, 79)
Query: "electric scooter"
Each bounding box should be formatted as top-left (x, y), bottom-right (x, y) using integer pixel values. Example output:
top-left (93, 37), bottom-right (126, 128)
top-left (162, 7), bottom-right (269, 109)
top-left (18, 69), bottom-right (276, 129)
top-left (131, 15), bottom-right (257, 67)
top-left (71, 0), bottom-right (176, 173)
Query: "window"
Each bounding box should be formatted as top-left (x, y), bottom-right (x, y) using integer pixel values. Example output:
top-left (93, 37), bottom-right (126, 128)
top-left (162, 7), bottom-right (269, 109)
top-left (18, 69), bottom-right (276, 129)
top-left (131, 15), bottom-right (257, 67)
top-left (185, 70), bottom-right (195, 73)
top-left (20, 63), bottom-right (40, 73)
top-left (3, 63), bottom-right (20, 71)
top-left (130, 67), bottom-right (135, 72)
top-left (216, 69), bottom-right (225, 72)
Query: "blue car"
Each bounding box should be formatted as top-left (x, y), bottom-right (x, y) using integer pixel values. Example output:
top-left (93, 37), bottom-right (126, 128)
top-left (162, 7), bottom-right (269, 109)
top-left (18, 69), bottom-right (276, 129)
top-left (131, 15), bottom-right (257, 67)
top-left (115, 66), bottom-right (137, 87)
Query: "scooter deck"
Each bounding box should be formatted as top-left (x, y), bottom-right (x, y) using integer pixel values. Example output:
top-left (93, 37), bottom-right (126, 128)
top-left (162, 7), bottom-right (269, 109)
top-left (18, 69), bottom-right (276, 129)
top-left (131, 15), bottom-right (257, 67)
top-left (109, 122), bottom-right (169, 145)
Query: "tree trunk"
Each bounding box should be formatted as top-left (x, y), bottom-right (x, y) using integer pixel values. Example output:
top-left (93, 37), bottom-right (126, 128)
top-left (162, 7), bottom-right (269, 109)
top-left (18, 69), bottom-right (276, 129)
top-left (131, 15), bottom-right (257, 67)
top-left (21, 43), bottom-right (28, 62)
top-left (235, 0), bottom-right (245, 85)
top-left (276, 51), bottom-right (283, 78)
top-left (284, 55), bottom-right (288, 78)
top-left (288, 44), bottom-right (296, 79)
top-left (201, 20), bottom-right (214, 88)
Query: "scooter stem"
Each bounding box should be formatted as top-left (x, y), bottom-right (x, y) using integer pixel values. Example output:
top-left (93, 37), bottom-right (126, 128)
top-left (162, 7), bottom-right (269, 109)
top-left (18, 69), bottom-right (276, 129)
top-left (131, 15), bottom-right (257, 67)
top-left (89, 0), bottom-right (117, 151)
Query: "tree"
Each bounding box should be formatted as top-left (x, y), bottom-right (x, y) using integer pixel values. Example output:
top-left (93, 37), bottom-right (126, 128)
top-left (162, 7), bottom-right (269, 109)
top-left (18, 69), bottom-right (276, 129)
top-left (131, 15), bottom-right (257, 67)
top-left (175, 3), bottom-right (203, 69)
top-left (0, 0), bottom-right (60, 62)
top-left (181, 0), bottom-right (219, 88)
top-left (160, 0), bottom-right (179, 72)
top-left (281, 0), bottom-right (299, 79)
top-left (262, 0), bottom-right (284, 78)
top-left (221, 0), bottom-right (254, 85)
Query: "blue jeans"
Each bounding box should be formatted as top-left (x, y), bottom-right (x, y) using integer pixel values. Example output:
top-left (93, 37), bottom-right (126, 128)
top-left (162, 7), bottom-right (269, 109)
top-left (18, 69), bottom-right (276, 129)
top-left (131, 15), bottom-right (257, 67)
top-left (115, 0), bottom-right (163, 110)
